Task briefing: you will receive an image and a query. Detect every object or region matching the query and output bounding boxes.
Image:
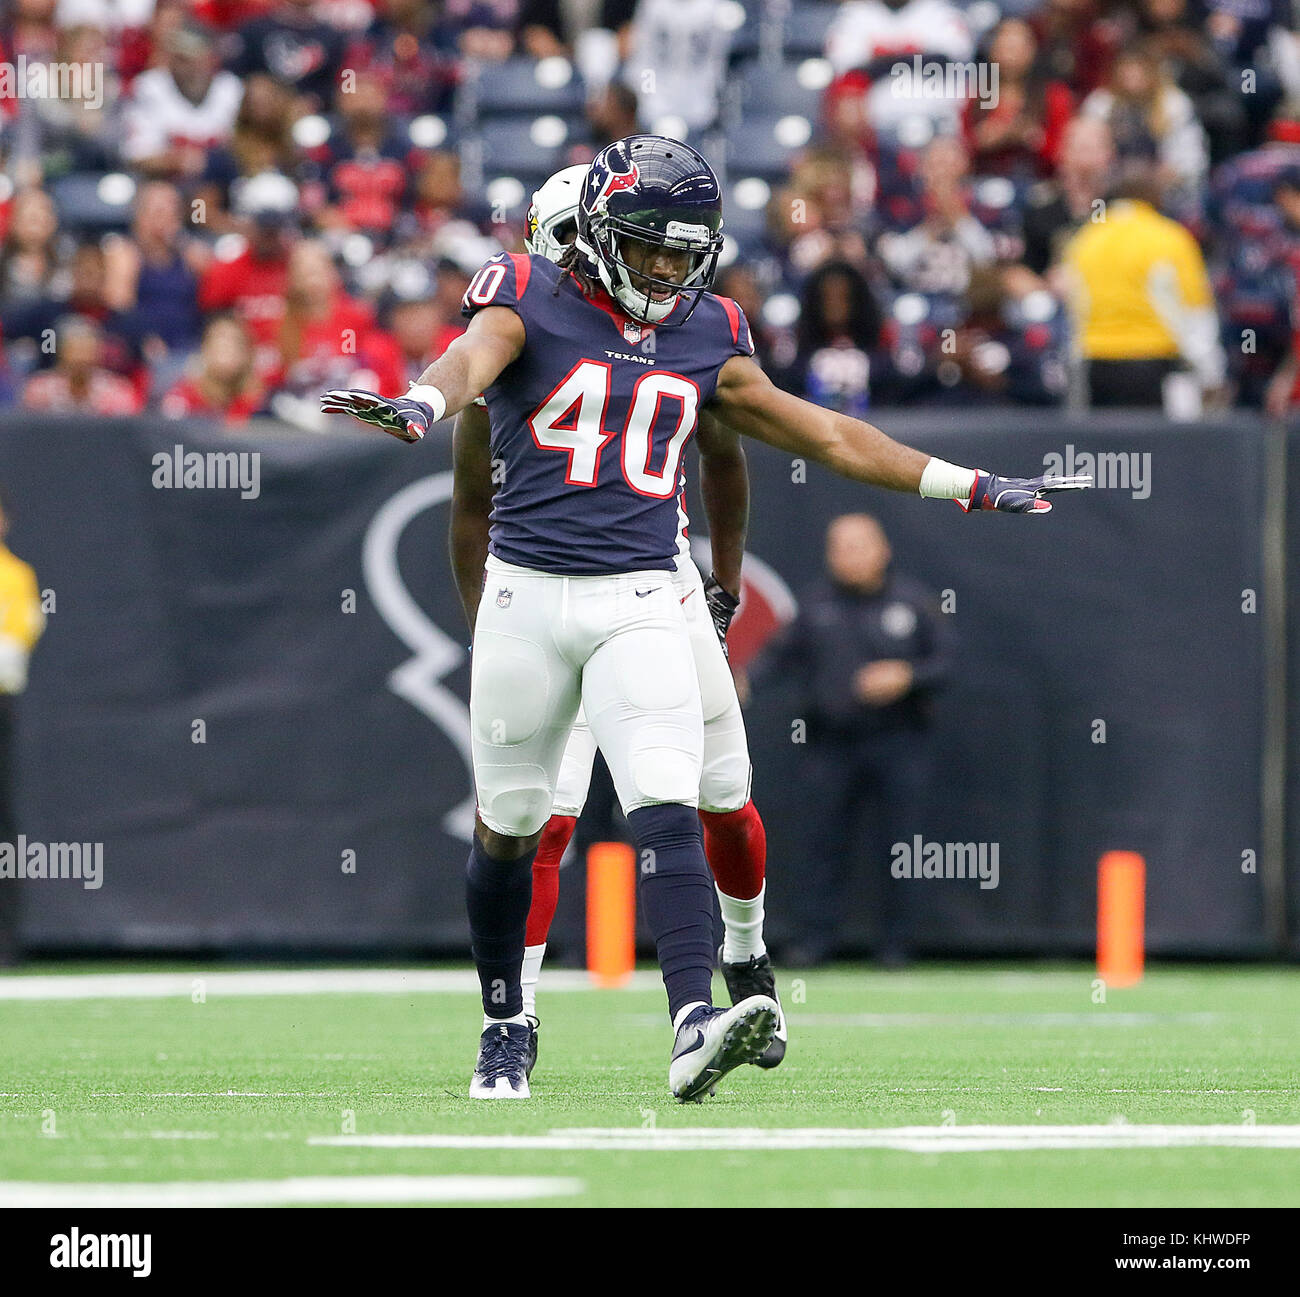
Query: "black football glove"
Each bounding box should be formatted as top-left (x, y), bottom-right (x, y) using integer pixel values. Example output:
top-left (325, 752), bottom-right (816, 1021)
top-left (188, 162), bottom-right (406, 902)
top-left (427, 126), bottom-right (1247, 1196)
top-left (319, 389), bottom-right (436, 443)
top-left (961, 469), bottom-right (1093, 514)
top-left (702, 573), bottom-right (740, 658)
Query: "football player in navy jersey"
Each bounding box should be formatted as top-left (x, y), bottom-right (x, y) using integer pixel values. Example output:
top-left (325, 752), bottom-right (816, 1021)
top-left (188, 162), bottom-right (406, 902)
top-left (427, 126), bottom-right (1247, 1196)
top-left (323, 135), bottom-right (1089, 1102)
top-left (452, 165), bottom-right (784, 1083)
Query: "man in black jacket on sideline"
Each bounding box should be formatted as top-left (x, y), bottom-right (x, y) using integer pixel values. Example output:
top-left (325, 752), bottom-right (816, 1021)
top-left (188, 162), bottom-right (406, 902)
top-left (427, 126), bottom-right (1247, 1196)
top-left (751, 513), bottom-right (953, 966)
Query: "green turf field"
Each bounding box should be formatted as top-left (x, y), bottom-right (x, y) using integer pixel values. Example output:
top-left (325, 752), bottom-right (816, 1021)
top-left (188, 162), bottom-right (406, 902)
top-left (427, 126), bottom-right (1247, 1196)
top-left (1, 963), bottom-right (1297, 1207)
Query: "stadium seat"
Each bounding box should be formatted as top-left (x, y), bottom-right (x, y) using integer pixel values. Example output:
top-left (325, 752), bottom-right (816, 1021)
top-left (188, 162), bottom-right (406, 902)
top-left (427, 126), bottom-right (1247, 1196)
top-left (726, 2), bottom-right (765, 64)
top-left (475, 120), bottom-right (592, 203)
top-left (474, 174), bottom-right (534, 223)
top-left (468, 56), bottom-right (586, 120)
top-left (732, 58), bottom-right (827, 121)
top-left (724, 113), bottom-right (814, 182)
top-left (781, 2), bottom-right (840, 59)
top-left (723, 177), bottom-right (773, 252)
top-left (478, 117), bottom-right (587, 182)
top-left (407, 113), bottom-right (458, 153)
top-left (49, 172), bottom-right (136, 233)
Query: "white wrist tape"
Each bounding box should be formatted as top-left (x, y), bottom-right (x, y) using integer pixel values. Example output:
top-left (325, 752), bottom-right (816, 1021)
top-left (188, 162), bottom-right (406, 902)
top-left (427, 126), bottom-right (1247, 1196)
top-left (919, 457), bottom-right (977, 501)
top-left (406, 384), bottom-right (448, 423)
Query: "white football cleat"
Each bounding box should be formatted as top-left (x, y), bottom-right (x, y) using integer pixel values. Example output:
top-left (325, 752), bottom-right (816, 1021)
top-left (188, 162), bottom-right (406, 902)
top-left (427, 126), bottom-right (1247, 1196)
top-left (669, 995), bottom-right (778, 1102)
top-left (469, 1022), bottom-right (532, 1098)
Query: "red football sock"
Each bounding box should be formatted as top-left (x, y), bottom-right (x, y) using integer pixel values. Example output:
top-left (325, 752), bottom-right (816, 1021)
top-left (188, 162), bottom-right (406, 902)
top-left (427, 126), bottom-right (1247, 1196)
top-left (698, 800), bottom-right (766, 900)
top-left (525, 814), bottom-right (577, 945)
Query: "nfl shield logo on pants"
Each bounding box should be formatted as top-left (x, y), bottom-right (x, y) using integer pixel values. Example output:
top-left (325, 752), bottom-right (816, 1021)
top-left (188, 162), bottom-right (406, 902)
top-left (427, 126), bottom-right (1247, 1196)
top-left (496, 587), bottom-right (513, 608)
top-left (623, 321), bottom-right (642, 345)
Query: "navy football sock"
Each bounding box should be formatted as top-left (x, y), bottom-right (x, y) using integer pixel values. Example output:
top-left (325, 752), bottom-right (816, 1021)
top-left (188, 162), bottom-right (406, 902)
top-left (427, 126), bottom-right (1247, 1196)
top-left (466, 836), bottom-right (536, 1019)
top-left (627, 803), bottom-right (716, 1022)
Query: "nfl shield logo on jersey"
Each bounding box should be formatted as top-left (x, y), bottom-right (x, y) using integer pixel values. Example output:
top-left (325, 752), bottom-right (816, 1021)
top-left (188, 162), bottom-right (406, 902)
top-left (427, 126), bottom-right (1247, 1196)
top-left (496, 588), bottom-right (513, 608)
top-left (623, 321), bottom-right (643, 345)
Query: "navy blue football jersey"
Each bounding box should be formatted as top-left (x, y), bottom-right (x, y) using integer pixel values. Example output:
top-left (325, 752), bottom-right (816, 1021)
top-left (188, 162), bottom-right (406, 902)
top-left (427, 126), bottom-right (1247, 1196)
top-left (461, 252), bottom-right (753, 575)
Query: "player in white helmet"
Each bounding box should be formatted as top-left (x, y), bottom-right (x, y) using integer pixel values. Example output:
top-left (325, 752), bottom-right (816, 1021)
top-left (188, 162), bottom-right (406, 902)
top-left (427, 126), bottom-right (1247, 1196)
top-left (523, 164), bottom-right (586, 262)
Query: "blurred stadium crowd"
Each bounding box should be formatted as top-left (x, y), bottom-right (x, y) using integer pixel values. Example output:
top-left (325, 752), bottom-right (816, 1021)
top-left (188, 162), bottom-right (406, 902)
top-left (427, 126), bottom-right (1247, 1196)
top-left (1, 0), bottom-right (1299, 424)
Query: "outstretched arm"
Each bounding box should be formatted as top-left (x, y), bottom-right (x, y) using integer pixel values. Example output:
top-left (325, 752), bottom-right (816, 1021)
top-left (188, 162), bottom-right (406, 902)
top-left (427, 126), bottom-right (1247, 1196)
top-left (321, 307), bottom-right (525, 442)
top-left (710, 354), bottom-right (1090, 512)
top-left (713, 354), bottom-right (929, 490)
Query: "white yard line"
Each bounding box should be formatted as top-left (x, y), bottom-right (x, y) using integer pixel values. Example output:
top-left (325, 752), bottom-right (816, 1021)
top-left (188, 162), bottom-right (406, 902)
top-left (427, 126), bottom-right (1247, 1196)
top-left (0, 967), bottom-right (1260, 1003)
top-left (623, 1012), bottom-right (1222, 1029)
top-left (110, 1131), bottom-right (220, 1140)
top-left (0, 969), bottom-right (662, 1001)
top-left (91, 1092), bottom-right (345, 1098)
top-left (0, 1175), bottom-right (584, 1207)
top-left (309, 1125), bottom-right (1300, 1154)
top-left (792, 1012), bottom-right (1222, 1027)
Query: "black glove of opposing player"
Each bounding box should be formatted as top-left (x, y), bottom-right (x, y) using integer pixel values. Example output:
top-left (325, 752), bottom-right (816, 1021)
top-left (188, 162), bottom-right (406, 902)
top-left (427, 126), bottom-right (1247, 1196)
top-left (961, 469), bottom-right (1093, 513)
top-left (319, 389), bottom-right (436, 443)
top-left (703, 573), bottom-right (740, 658)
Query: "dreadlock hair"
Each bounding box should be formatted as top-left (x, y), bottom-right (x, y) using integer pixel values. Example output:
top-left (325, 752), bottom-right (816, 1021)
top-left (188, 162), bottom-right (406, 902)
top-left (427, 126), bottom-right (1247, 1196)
top-left (554, 242), bottom-right (594, 296)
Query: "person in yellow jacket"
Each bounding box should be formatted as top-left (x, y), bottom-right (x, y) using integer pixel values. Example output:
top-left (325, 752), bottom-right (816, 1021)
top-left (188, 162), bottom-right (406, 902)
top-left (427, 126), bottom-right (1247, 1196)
top-left (1062, 162), bottom-right (1228, 412)
top-left (0, 494), bottom-right (44, 965)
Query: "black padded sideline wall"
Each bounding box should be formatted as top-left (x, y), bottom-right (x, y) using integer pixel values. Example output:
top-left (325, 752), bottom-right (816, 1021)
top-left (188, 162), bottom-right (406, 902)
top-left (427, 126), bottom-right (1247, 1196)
top-left (0, 412), bottom-right (1274, 955)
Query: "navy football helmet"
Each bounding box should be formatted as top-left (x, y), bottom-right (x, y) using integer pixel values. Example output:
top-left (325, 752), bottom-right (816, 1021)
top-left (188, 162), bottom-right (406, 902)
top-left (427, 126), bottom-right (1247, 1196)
top-left (576, 135), bottom-right (725, 326)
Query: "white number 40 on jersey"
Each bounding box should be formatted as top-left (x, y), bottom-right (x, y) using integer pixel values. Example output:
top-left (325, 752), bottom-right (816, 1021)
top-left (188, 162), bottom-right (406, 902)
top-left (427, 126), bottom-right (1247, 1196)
top-left (530, 360), bottom-right (699, 498)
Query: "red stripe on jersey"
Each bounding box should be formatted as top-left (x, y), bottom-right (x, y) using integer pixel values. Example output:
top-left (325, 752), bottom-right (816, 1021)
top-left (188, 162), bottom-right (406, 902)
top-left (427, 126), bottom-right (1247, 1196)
top-left (508, 251), bottom-right (532, 299)
top-left (586, 283), bottom-right (629, 327)
top-left (717, 295), bottom-right (741, 346)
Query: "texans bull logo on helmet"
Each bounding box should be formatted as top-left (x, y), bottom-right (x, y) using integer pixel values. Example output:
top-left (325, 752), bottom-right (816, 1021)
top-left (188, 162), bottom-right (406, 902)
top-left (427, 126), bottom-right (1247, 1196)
top-left (590, 144), bottom-right (640, 210)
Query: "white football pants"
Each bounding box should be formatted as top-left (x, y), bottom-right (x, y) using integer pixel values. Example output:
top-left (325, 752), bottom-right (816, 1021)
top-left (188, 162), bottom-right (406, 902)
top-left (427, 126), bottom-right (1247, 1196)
top-left (551, 557), bottom-right (752, 818)
top-left (471, 554), bottom-right (706, 837)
